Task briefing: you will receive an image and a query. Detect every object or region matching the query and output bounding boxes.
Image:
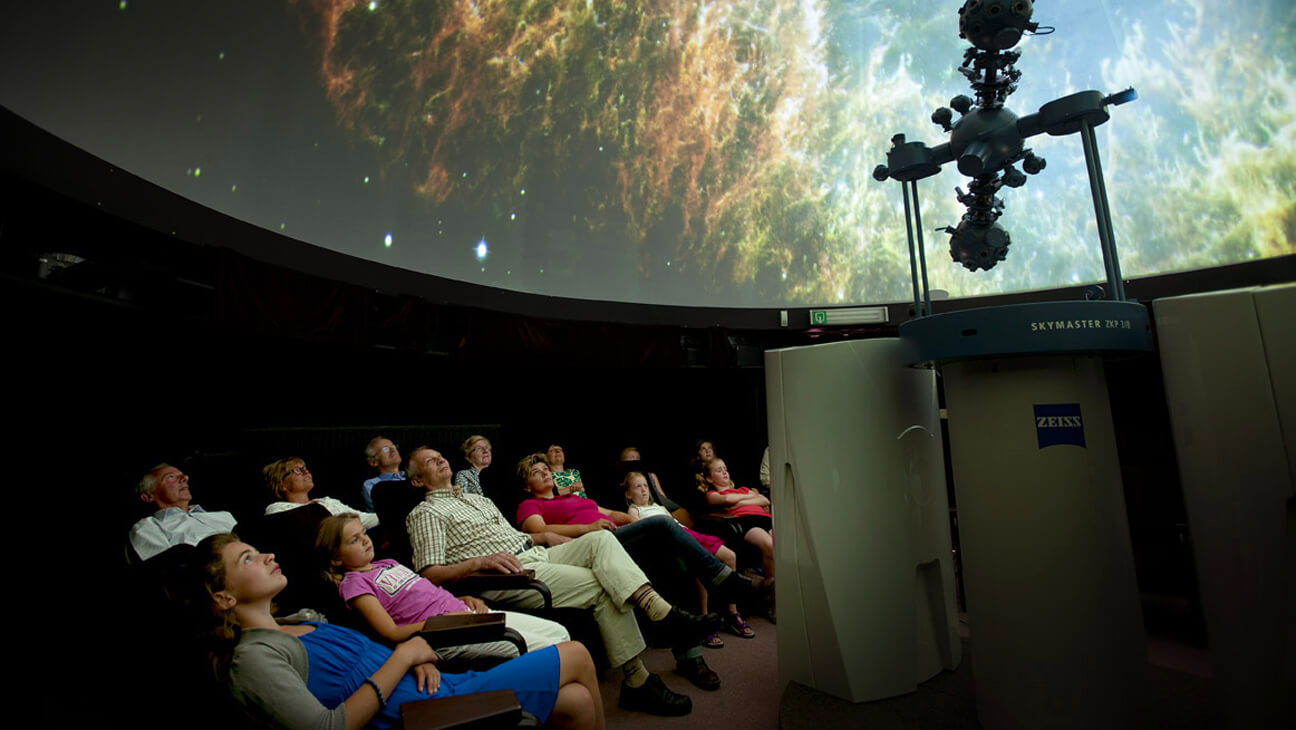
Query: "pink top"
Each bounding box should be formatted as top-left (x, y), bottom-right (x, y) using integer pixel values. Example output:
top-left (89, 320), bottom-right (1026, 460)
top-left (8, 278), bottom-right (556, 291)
top-left (339, 559), bottom-right (469, 625)
top-left (516, 494), bottom-right (603, 527)
top-left (715, 487), bottom-right (770, 519)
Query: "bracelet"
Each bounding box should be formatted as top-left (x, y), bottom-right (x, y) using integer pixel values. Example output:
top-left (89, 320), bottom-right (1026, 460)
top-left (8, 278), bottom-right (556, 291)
top-left (363, 677), bottom-right (386, 709)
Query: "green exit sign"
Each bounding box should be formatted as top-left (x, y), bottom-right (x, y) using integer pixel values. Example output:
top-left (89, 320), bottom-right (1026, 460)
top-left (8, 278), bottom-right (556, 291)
top-left (806, 307), bottom-right (889, 326)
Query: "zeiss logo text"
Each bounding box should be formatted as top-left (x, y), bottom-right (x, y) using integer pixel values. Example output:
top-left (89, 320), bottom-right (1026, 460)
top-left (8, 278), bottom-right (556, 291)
top-left (1036, 416), bottom-right (1083, 428)
top-left (1034, 404), bottom-right (1086, 449)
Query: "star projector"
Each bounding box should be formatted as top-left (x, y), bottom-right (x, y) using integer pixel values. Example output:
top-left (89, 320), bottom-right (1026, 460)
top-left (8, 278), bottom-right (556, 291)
top-left (959, 0), bottom-right (1038, 51)
top-left (874, 1), bottom-right (1135, 296)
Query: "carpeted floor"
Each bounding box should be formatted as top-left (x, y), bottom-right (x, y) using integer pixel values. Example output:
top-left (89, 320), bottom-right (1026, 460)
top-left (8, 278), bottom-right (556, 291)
top-left (597, 609), bottom-right (1220, 729)
top-left (598, 613), bottom-right (781, 729)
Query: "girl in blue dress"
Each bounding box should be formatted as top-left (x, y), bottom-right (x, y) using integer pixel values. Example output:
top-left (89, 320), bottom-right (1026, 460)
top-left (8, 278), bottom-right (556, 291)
top-left (193, 533), bottom-right (603, 730)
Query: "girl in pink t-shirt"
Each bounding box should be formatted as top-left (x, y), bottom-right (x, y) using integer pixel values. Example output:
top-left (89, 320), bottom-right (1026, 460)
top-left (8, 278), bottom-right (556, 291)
top-left (317, 513), bottom-right (569, 658)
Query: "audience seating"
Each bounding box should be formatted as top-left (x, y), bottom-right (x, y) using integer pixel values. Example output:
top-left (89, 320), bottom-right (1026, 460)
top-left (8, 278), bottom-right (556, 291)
top-left (373, 475), bottom-right (607, 672)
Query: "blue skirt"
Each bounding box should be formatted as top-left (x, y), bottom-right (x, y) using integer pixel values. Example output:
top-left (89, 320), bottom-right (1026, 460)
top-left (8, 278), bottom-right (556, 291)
top-left (299, 622), bottom-right (560, 729)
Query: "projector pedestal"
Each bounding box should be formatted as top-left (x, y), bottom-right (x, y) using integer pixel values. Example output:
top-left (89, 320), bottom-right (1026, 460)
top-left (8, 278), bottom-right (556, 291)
top-left (1153, 284), bottom-right (1296, 729)
top-left (902, 301), bottom-right (1153, 730)
top-left (765, 338), bottom-right (962, 703)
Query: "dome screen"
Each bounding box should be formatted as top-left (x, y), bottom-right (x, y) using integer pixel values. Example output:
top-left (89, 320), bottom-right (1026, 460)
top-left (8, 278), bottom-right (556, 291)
top-left (2, 0), bottom-right (1291, 306)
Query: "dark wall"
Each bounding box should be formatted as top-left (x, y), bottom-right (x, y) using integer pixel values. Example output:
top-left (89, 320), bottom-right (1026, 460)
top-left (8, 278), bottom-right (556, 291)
top-left (5, 231), bottom-right (773, 729)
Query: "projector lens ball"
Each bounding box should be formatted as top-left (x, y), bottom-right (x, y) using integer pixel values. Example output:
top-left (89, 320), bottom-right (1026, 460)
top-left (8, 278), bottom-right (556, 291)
top-left (958, 0), bottom-right (1034, 50)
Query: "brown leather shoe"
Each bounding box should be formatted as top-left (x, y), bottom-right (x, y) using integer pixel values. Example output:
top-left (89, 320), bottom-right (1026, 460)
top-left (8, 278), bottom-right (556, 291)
top-left (675, 655), bottom-right (721, 691)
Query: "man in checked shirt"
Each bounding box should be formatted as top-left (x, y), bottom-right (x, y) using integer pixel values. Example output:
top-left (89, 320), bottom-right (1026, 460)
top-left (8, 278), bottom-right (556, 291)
top-left (404, 447), bottom-right (723, 716)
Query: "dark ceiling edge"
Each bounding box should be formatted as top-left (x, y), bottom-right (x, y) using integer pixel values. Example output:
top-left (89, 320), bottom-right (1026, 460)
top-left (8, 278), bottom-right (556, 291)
top-left (4, 105), bottom-right (1292, 331)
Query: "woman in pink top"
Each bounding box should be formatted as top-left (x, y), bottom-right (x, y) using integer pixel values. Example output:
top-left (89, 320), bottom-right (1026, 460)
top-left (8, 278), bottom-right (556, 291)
top-left (514, 453), bottom-right (757, 690)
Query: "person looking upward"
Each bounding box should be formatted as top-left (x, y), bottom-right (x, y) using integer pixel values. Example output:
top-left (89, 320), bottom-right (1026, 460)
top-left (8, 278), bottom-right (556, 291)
top-left (129, 463), bottom-right (237, 561)
top-left (362, 437), bottom-right (405, 511)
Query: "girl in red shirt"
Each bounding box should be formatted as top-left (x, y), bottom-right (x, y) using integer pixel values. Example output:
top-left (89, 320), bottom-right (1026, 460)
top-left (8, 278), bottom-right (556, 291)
top-left (697, 458), bottom-right (774, 593)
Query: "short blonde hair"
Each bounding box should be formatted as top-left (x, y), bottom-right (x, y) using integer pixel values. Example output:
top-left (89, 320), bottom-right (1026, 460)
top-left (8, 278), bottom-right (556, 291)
top-left (694, 457), bottom-right (722, 492)
top-left (516, 452), bottom-right (548, 485)
top-left (262, 457), bottom-right (305, 500)
top-left (461, 435), bottom-right (490, 459)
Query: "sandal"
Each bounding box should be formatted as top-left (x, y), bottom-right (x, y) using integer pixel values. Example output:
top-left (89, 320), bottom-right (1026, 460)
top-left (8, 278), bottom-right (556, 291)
top-left (724, 612), bottom-right (756, 639)
top-left (703, 632), bottom-right (725, 649)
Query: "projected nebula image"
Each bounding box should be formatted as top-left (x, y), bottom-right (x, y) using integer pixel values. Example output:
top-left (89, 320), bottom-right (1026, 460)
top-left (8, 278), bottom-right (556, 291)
top-left (1, 0), bottom-right (1292, 307)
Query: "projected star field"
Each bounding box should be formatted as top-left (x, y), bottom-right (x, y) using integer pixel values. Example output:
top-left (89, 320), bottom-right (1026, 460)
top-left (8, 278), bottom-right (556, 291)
top-left (1, 0), bottom-right (1292, 306)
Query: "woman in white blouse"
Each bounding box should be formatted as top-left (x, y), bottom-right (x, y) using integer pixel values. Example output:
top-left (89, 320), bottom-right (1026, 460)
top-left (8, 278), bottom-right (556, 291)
top-left (263, 456), bottom-right (380, 529)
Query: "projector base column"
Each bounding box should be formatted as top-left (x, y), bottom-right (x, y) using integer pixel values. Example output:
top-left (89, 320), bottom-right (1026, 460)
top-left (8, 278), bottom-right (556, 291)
top-left (942, 354), bottom-right (1147, 730)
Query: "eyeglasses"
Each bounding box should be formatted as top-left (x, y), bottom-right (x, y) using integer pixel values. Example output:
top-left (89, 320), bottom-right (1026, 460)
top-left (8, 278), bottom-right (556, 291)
top-left (378, 444), bottom-right (399, 454)
top-left (290, 465), bottom-right (311, 475)
top-left (471, 445), bottom-right (491, 454)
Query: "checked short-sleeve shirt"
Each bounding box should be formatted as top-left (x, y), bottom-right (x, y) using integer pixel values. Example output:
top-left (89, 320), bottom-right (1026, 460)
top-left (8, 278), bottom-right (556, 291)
top-left (407, 487), bottom-right (532, 572)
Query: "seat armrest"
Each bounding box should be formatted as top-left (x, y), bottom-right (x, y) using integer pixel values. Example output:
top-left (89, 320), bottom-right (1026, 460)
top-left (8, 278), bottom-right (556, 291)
top-left (690, 513), bottom-right (746, 541)
top-left (419, 612), bottom-right (506, 646)
top-left (453, 571), bottom-right (552, 610)
top-left (400, 689), bottom-right (522, 730)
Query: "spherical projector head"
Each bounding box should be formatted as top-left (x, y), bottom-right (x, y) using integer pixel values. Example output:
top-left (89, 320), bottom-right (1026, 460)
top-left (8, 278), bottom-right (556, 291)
top-left (958, 0), bottom-right (1037, 51)
top-left (947, 219), bottom-right (1011, 271)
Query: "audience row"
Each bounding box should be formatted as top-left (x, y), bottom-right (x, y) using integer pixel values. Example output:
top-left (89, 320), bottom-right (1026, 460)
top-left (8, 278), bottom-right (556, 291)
top-left (129, 434), bottom-right (774, 728)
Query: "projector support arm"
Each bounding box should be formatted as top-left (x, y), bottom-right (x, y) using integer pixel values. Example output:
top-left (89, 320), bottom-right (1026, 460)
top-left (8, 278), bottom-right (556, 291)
top-left (1079, 116), bottom-right (1126, 302)
top-left (902, 179), bottom-right (934, 318)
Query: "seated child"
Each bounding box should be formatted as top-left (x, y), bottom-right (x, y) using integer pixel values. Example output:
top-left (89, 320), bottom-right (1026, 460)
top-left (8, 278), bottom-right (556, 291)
top-left (316, 513), bottom-right (570, 661)
top-left (696, 458), bottom-right (775, 621)
top-left (193, 532), bottom-right (603, 730)
top-left (624, 471), bottom-right (755, 642)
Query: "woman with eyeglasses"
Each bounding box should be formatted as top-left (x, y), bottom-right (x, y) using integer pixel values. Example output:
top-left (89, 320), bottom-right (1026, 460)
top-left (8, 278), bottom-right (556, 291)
top-left (453, 435), bottom-right (492, 496)
top-left (264, 457), bottom-right (380, 529)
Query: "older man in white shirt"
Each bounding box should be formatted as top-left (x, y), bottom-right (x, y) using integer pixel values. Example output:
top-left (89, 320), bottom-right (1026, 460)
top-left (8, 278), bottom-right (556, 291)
top-left (129, 463), bottom-right (237, 560)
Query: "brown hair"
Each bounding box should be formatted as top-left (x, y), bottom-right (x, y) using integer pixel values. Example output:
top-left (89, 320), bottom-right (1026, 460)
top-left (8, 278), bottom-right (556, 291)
top-left (190, 532), bottom-right (244, 680)
top-left (262, 457), bottom-right (305, 500)
top-left (516, 452), bottom-right (548, 485)
top-left (314, 513), bottom-right (363, 585)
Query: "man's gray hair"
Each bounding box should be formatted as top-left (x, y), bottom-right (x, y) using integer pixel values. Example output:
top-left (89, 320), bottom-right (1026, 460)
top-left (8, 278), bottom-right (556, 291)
top-left (364, 436), bottom-right (388, 461)
top-left (406, 446), bottom-right (432, 482)
top-left (137, 463), bottom-right (172, 498)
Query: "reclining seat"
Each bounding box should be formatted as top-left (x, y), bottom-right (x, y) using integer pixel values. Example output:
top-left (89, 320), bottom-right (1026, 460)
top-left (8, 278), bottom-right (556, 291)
top-left (375, 477), bottom-right (607, 672)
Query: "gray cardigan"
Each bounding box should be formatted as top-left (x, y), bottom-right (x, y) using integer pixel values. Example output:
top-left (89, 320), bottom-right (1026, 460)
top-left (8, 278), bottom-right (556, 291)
top-left (227, 627), bottom-right (346, 730)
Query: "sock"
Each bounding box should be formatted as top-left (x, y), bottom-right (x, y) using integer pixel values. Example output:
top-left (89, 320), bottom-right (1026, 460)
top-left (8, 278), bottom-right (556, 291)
top-left (623, 657), bottom-right (649, 688)
top-left (673, 644), bottom-right (702, 662)
top-left (708, 566), bottom-right (734, 587)
top-left (630, 586), bottom-right (673, 622)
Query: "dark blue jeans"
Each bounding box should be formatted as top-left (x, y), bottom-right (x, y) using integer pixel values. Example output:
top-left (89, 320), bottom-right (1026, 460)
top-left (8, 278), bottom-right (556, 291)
top-left (612, 517), bottom-right (726, 603)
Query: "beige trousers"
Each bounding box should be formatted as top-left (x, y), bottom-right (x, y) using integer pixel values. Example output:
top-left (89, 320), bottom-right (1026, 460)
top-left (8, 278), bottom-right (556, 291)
top-left (481, 530), bottom-right (649, 666)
